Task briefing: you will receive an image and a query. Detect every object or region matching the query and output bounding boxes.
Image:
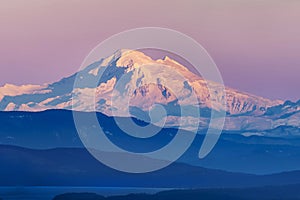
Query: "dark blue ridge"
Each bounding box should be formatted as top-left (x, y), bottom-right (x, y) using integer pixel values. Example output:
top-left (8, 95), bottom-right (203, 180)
top-left (1, 110), bottom-right (300, 174)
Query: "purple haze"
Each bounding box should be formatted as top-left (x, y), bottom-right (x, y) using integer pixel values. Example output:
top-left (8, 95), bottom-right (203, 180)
top-left (0, 0), bottom-right (299, 101)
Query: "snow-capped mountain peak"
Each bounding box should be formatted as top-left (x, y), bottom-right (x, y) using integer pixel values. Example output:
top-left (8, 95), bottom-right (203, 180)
top-left (99, 49), bottom-right (154, 69)
top-left (1, 49), bottom-right (295, 133)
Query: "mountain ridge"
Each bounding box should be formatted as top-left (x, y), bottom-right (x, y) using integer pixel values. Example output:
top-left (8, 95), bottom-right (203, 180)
top-left (1, 143), bottom-right (300, 187)
top-left (1, 109), bottom-right (300, 174)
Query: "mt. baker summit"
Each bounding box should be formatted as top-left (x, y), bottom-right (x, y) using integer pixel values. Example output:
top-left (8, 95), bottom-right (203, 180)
top-left (0, 49), bottom-right (281, 116)
top-left (3, 49), bottom-right (299, 132)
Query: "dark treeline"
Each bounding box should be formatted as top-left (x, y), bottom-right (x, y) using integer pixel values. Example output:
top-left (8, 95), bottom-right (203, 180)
top-left (53, 184), bottom-right (300, 200)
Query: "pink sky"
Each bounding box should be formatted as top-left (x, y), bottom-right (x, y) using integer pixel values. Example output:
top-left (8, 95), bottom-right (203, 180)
top-left (0, 0), bottom-right (299, 101)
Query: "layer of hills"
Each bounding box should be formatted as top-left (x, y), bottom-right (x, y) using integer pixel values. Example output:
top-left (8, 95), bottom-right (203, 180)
top-left (1, 110), bottom-right (300, 174)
